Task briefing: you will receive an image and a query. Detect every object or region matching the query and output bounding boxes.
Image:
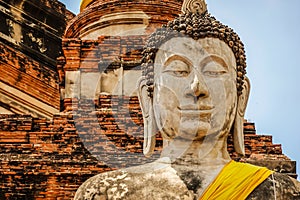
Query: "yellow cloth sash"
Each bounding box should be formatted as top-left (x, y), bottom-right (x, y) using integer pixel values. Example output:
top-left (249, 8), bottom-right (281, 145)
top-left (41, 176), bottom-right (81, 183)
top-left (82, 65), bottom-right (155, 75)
top-left (200, 160), bottom-right (273, 200)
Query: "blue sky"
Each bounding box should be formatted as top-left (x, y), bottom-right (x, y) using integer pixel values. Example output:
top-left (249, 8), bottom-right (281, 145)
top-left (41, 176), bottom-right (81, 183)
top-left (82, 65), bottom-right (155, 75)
top-left (60, 0), bottom-right (300, 177)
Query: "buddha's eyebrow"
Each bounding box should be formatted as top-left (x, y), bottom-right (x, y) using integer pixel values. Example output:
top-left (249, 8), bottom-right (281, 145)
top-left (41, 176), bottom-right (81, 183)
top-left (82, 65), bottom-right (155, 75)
top-left (163, 55), bottom-right (192, 68)
top-left (199, 55), bottom-right (229, 70)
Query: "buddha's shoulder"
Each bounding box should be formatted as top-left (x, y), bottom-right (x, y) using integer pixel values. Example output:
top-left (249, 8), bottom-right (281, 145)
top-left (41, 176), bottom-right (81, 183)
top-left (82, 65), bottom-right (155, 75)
top-left (74, 161), bottom-right (193, 200)
top-left (247, 172), bottom-right (300, 200)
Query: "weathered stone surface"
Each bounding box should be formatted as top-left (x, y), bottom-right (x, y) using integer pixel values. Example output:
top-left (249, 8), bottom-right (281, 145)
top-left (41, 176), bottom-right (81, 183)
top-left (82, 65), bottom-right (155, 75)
top-left (244, 154), bottom-right (297, 178)
top-left (248, 173), bottom-right (300, 200)
top-left (74, 160), bottom-right (195, 200)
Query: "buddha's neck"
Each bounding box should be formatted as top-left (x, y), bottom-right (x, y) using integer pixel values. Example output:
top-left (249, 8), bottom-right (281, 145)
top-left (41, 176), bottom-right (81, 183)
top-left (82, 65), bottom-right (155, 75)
top-left (161, 136), bottom-right (231, 167)
top-left (160, 137), bottom-right (231, 197)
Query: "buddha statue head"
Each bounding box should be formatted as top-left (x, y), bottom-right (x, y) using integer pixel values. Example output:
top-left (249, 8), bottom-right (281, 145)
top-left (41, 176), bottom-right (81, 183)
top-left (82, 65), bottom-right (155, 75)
top-left (138, 0), bottom-right (250, 160)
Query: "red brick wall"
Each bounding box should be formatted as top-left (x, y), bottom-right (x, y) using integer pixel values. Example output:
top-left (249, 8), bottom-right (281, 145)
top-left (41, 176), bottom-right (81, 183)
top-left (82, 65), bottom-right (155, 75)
top-left (0, 42), bottom-right (60, 109)
top-left (0, 114), bottom-right (111, 199)
top-left (62, 35), bottom-right (146, 69)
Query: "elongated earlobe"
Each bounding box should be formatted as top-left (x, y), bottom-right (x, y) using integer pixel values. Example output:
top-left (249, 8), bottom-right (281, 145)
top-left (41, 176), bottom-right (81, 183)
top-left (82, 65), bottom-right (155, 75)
top-left (143, 103), bottom-right (157, 157)
top-left (137, 78), bottom-right (156, 157)
top-left (233, 77), bottom-right (250, 156)
top-left (233, 113), bottom-right (245, 155)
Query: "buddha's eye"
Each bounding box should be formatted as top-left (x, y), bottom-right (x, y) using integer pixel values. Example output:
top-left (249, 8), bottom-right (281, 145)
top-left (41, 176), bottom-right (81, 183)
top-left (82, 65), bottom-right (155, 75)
top-left (202, 62), bottom-right (227, 77)
top-left (163, 59), bottom-right (190, 77)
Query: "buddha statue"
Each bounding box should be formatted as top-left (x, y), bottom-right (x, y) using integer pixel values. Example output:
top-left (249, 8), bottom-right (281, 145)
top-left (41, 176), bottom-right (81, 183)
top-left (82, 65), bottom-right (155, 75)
top-left (74, 0), bottom-right (300, 199)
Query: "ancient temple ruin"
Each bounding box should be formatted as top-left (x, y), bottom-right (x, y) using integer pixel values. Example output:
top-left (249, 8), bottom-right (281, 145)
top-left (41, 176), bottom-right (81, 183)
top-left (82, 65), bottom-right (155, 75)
top-left (0, 0), bottom-right (297, 199)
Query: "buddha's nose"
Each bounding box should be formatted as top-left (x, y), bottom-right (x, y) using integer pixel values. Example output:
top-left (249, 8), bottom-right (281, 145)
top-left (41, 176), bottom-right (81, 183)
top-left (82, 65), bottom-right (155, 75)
top-left (187, 73), bottom-right (209, 99)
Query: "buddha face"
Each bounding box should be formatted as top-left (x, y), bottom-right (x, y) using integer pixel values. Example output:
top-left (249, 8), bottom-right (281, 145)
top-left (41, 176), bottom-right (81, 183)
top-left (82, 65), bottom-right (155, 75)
top-left (152, 37), bottom-right (238, 141)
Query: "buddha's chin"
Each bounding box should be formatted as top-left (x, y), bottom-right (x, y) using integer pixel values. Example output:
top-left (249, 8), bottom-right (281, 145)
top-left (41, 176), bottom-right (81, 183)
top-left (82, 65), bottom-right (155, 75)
top-left (177, 119), bottom-right (211, 141)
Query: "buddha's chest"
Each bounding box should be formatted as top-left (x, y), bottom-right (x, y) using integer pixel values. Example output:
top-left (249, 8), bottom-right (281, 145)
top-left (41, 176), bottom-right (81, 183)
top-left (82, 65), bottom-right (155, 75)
top-left (121, 172), bottom-right (196, 200)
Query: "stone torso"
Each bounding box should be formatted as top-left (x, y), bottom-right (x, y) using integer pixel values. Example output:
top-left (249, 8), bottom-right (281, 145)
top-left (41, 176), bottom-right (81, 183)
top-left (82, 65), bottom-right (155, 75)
top-left (75, 160), bottom-right (194, 200)
top-left (74, 160), bottom-right (300, 200)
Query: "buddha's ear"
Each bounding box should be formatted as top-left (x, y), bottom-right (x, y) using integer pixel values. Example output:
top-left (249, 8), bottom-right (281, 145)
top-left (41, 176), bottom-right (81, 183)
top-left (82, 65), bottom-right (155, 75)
top-left (233, 76), bottom-right (250, 156)
top-left (137, 78), bottom-right (156, 157)
top-left (137, 78), bottom-right (150, 118)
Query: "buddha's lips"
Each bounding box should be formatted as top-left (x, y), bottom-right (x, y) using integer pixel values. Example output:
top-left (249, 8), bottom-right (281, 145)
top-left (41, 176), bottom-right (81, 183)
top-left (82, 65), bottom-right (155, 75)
top-left (177, 106), bottom-right (213, 122)
top-left (178, 105), bottom-right (214, 111)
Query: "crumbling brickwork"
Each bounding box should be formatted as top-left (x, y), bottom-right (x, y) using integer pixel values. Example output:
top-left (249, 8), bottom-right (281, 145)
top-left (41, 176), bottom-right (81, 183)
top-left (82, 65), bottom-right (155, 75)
top-left (0, 0), bottom-right (74, 118)
top-left (0, 114), bottom-right (111, 199)
top-left (0, 42), bottom-right (60, 109)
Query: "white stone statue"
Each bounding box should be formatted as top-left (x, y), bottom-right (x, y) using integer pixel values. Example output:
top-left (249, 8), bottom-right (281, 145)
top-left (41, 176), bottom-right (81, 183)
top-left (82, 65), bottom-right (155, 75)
top-left (74, 0), bottom-right (300, 199)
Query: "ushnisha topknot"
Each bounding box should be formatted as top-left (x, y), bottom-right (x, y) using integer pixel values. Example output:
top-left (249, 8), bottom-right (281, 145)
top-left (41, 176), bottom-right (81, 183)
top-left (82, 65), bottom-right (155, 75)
top-left (141, 11), bottom-right (247, 97)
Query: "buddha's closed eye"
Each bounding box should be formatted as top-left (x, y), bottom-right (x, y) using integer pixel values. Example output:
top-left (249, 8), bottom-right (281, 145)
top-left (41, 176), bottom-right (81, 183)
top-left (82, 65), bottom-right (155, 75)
top-left (163, 59), bottom-right (191, 77)
top-left (202, 62), bottom-right (227, 77)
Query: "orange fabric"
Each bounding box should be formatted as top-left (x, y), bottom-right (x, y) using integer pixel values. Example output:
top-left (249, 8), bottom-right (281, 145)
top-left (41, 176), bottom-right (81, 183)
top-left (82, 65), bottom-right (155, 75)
top-left (200, 160), bottom-right (273, 200)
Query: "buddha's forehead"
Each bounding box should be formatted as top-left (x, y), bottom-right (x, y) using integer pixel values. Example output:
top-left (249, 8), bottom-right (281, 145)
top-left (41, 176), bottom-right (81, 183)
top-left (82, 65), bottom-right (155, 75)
top-left (154, 37), bottom-right (236, 69)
